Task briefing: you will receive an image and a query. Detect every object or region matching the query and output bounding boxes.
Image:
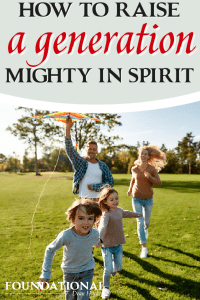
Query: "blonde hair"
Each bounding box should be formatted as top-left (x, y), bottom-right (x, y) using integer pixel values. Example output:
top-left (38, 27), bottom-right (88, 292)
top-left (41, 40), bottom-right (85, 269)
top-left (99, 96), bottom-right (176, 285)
top-left (134, 145), bottom-right (167, 172)
top-left (99, 186), bottom-right (118, 212)
top-left (66, 198), bottom-right (102, 225)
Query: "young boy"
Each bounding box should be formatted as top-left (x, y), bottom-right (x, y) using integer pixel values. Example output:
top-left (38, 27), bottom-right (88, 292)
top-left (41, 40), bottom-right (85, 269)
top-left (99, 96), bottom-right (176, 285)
top-left (39, 198), bottom-right (102, 299)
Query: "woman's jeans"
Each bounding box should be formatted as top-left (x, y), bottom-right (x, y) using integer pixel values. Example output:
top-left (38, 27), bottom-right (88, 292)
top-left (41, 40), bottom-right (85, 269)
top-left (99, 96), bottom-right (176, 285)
top-left (63, 269), bottom-right (93, 300)
top-left (132, 198), bottom-right (153, 245)
top-left (101, 245), bottom-right (123, 288)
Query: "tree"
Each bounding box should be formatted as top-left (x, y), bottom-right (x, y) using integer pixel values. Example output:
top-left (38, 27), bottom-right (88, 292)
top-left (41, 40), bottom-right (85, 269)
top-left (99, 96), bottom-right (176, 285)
top-left (42, 146), bottom-right (52, 169)
top-left (12, 152), bottom-right (19, 173)
top-left (7, 107), bottom-right (63, 175)
top-left (71, 114), bottom-right (122, 150)
top-left (0, 153), bottom-right (7, 164)
top-left (27, 157), bottom-right (35, 172)
top-left (111, 150), bottom-right (130, 174)
top-left (50, 148), bottom-right (73, 172)
top-left (98, 143), bottom-right (140, 174)
top-left (0, 153), bottom-right (7, 172)
top-left (5, 156), bottom-right (21, 172)
top-left (196, 160), bottom-right (200, 174)
top-left (160, 144), bottom-right (168, 153)
top-left (98, 144), bottom-right (137, 174)
top-left (97, 148), bottom-right (113, 169)
top-left (142, 141), bottom-right (150, 146)
top-left (161, 150), bottom-right (179, 174)
top-left (175, 132), bottom-right (200, 174)
top-left (22, 149), bottom-right (29, 172)
top-left (38, 158), bottom-right (51, 172)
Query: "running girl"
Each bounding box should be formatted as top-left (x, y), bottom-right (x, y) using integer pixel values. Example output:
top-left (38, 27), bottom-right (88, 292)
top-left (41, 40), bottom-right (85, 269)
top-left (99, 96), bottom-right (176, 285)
top-left (98, 186), bottom-right (142, 299)
top-left (39, 198), bottom-right (102, 300)
top-left (127, 145), bottom-right (167, 259)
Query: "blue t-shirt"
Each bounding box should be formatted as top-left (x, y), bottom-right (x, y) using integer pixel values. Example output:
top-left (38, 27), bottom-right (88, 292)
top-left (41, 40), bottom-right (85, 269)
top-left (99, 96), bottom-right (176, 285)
top-left (40, 227), bottom-right (99, 279)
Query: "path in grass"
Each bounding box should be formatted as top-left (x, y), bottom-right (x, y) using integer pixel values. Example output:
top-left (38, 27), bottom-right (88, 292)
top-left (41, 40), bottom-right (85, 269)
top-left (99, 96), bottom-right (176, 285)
top-left (0, 173), bottom-right (199, 300)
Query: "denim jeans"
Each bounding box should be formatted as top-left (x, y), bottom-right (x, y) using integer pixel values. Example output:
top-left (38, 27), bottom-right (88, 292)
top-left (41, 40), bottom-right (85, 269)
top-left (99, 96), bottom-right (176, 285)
top-left (63, 269), bottom-right (93, 300)
top-left (132, 198), bottom-right (153, 245)
top-left (101, 245), bottom-right (123, 288)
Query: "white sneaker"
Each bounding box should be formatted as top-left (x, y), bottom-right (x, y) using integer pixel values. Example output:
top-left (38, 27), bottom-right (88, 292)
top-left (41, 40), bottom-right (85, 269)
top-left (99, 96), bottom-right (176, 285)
top-left (140, 247), bottom-right (148, 258)
top-left (102, 288), bottom-right (111, 299)
top-left (145, 228), bottom-right (148, 239)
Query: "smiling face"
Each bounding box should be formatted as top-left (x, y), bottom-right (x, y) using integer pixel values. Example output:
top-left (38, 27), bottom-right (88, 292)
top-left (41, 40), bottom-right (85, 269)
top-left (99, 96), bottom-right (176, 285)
top-left (139, 149), bottom-right (149, 164)
top-left (86, 143), bottom-right (98, 162)
top-left (73, 206), bottom-right (95, 236)
top-left (105, 192), bottom-right (119, 210)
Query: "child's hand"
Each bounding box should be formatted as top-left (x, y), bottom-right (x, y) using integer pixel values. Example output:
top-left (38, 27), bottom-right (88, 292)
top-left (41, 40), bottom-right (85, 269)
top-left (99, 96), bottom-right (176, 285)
top-left (95, 243), bottom-right (103, 248)
top-left (127, 189), bottom-right (132, 196)
top-left (95, 241), bottom-right (103, 248)
top-left (39, 279), bottom-right (49, 289)
top-left (136, 213), bottom-right (142, 218)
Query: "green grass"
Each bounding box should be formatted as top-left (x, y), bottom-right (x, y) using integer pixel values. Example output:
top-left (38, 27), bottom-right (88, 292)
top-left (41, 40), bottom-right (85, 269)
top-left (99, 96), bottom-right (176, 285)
top-left (0, 172), bottom-right (200, 299)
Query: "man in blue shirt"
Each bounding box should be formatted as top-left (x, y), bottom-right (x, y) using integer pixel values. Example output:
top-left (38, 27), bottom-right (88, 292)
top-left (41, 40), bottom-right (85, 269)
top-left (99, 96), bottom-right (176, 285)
top-left (65, 118), bottom-right (114, 200)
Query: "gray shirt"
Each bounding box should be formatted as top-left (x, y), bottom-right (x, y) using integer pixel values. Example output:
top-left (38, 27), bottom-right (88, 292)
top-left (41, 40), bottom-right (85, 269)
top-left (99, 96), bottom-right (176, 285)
top-left (40, 227), bottom-right (99, 279)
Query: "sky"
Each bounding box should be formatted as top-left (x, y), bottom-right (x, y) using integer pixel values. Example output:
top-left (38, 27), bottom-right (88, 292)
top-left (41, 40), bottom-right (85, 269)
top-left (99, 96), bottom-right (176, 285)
top-left (1, 100), bottom-right (200, 161)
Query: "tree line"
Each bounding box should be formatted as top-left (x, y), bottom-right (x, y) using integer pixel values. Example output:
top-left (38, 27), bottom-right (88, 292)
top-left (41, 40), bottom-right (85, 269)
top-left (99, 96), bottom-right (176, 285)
top-left (98, 132), bottom-right (200, 174)
top-left (1, 132), bottom-right (200, 174)
top-left (1, 108), bottom-right (200, 174)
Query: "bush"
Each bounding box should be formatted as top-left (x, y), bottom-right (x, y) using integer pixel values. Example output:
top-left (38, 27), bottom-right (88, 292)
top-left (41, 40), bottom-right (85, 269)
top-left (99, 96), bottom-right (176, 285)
top-left (111, 166), bottom-right (120, 174)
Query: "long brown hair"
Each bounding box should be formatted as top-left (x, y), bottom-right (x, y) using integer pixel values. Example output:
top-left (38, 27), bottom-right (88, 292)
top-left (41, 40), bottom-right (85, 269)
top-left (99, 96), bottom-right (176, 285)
top-left (134, 145), bottom-right (167, 172)
top-left (99, 186), bottom-right (118, 212)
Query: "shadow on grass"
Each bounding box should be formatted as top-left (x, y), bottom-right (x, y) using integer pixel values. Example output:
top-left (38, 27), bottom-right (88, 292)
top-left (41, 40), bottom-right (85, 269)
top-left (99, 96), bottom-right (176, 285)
top-left (108, 293), bottom-right (128, 300)
top-left (123, 251), bottom-right (200, 299)
top-left (17, 173), bottom-right (27, 176)
top-left (159, 180), bottom-right (200, 193)
top-left (121, 270), bottom-right (158, 300)
top-left (155, 244), bottom-right (200, 262)
top-left (94, 254), bottom-right (157, 299)
top-left (150, 254), bottom-right (200, 270)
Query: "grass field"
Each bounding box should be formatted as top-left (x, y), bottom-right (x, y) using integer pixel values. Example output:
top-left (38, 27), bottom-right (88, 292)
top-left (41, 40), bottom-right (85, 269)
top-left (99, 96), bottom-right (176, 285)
top-left (0, 172), bottom-right (200, 300)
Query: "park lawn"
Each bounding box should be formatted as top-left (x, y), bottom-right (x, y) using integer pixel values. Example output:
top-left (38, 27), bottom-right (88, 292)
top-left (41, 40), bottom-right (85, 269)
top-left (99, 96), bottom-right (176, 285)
top-left (0, 172), bottom-right (199, 300)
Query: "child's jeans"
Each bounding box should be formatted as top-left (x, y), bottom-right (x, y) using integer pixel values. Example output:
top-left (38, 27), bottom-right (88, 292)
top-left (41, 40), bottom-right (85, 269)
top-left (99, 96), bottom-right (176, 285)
top-left (132, 198), bottom-right (153, 244)
top-left (101, 245), bottom-right (123, 288)
top-left (63, 269), bottom-right (93, 300)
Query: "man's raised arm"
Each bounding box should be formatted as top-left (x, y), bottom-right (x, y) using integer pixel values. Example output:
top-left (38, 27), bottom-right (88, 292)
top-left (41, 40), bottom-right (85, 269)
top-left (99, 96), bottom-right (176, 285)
top-left (65, 117), bottom-right (83, 170)
top-left (65, 117), bottom-right (73, 137)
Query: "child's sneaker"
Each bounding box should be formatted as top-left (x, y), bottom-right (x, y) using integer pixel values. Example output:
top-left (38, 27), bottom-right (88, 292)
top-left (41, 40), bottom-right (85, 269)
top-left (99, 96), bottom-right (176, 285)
top-left (140, 247), bottom-right (148, 258)
top-left (145, 228), bottom-right (148, 239)
top-left (102, 288), bottom-right (111, 299)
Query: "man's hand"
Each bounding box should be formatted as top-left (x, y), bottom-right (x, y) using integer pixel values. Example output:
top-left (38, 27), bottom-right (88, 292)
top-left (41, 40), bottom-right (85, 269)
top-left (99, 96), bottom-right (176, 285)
top-left (39, 279), bottom-right (49, 289)
top-left (87, 184), bottom-right (92, 190)
top-left (65, 117), bottom-right (73, 137)
top-left (66, 117), bottom-right (73, 128)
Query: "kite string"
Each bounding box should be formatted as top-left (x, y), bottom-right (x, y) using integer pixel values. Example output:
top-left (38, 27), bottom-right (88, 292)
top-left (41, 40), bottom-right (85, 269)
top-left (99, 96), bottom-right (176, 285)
top-left (28, 147), bottom-right (62, 263)
top-left (29, 124), bottom-right (79, 263)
